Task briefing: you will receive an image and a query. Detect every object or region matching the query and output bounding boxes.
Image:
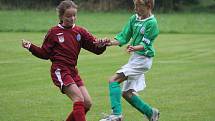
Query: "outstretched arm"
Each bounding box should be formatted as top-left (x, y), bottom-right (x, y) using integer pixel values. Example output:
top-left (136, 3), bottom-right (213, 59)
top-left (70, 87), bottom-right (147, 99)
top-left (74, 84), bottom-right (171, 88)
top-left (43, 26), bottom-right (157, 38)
top-left (107, 39), bottom-right (120, 46)
top-left (94, 38), bottom-right (120, 47)
top-left (22, 39), bottom-right (50, 60)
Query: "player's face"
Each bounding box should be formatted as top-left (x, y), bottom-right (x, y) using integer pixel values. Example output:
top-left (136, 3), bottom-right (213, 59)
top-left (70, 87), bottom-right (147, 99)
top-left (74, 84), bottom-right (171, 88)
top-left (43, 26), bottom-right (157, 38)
top-left (134, 0), bottom-right (149, 18)
top-left (62, 7), bottom-right (77, 27)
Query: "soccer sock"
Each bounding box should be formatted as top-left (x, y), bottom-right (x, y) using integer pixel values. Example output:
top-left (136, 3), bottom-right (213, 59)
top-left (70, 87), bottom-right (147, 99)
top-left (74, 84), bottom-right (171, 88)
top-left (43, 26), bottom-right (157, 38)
top-left (109, 81), bottom-right (122, 115)
top-left (127, 95), bottom-right (153, 118)
top-left (70, 101), bottom-right (86, 121)
top-left (66, 103), bottom-right (89, 121)
top-left (66, 112), bottom-right (74, 121)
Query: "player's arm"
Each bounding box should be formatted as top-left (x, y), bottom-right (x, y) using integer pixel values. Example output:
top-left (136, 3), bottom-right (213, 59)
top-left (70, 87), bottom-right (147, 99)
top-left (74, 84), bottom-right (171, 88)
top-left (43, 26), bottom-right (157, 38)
top-left (81, 28), bottom-right (106, 55)
top-left (126, 44), bottom-right (144, 53)
top-left (24, 30), bottom-right (55, 59)
top-left (22, 39), bottom-right (50, 60)
top-left (112, 16), bottom-right (134, 46)
top-left (107, 39), bottom-right (120, 46)
top-left (94, 38), bottom-right (122, 46)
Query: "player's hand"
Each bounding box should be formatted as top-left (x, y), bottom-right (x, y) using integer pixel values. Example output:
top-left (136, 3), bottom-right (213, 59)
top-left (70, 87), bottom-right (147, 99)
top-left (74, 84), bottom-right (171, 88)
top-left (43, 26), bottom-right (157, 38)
top-left (94, 38), bottom-right (111, 47)
top-left (22, 39), bottom-right (31, 49)
top-left (126, 45), bottom-right (135, 53)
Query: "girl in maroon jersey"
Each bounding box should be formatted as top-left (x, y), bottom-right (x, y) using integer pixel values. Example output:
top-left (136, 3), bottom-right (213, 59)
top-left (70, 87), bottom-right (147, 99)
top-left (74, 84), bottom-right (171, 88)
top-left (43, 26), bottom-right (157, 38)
top-left (22, 0), bottom-right (107, 121)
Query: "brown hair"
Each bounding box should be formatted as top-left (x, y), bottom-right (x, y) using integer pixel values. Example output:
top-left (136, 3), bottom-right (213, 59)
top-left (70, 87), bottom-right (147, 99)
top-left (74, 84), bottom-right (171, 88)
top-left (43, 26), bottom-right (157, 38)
top-left (135, 0), bottom-right (155, 9)
top-left (145, 0), bottom-right (155, 9)
top-left (56, 0), bottom-right (78, 23)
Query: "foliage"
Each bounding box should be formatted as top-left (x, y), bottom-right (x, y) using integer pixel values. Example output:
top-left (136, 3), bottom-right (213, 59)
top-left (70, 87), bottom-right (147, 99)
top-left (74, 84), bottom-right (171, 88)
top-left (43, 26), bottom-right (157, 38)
top-left (0, 0), bottom-right (60, 10)
top-left (154, 0), bottom-right (200, 12)
top-left (1, 0), bottom-right (215, 13)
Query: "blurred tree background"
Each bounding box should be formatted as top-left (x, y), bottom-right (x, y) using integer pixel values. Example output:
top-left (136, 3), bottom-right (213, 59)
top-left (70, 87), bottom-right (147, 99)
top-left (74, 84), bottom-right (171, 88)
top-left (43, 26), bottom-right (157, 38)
top-left (0, 0), bottom-right (214, 12)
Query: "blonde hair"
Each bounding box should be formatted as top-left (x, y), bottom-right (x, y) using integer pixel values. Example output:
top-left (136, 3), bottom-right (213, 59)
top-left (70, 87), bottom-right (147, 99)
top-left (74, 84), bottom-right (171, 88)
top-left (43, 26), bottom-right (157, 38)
top-left (56, 0), bottom-right (78, 23)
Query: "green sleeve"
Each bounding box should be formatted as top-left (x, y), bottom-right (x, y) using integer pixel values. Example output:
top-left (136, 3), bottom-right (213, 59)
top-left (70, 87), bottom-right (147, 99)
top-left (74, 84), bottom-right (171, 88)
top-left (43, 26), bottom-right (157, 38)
top-left (114, 16), bottom-right (134, 46)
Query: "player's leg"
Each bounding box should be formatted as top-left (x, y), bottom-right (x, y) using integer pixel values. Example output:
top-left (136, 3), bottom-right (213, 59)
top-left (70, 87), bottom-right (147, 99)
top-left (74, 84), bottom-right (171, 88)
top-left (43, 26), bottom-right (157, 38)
top-left (122, 89), bottom-right (159, 121)
top-left (51, 66), bottom-right (86, 121)
top-left (109, 73), bottom-right (126, 115)
top-left (79, 86), bottom-right (92, 114)
top-left (99, 73), bottom-right (126, 121)
top-left (122, 89), bottom-right (153, 118)
top-left (63, 84), bottom-right (86, 121)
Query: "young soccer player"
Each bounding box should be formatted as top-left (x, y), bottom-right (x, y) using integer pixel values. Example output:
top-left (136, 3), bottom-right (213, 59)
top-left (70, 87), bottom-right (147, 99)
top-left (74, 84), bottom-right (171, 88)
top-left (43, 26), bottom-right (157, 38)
top-left (22, 0), bottom-right (108, 121)
top-left (98, 0), bottom-right (159, 121)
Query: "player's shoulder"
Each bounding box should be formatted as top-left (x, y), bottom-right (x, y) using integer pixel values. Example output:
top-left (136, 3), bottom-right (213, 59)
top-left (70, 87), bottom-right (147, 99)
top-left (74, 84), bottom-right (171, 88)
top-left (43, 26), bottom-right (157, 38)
top-left (130, 14), bottom-right (137, 19)
top-left (147, 15), bottom-right (158, 24)
top-left (73, 25), bottom-right (90, 34)
top-left (44, 25), bottom-right (65, 39)
top-left (73, 25), bottom-right (86, 31)
top-left (129, 14), bottom-right (137, 21)
top-left (48, 24), bottom-right (67, 35)
top-left (145, 15), bottom-right (159, 35)
top-left (125, 14), bottom-right (137, 25)
top-left (145, 15), bottom-right (158, 27)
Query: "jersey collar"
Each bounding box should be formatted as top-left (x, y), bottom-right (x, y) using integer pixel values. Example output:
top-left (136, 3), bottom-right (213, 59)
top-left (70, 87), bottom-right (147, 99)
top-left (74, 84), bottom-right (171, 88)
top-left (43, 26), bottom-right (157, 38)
top-left (135, 14), bottom-right (154, 22)
top-left (58, 24), bottom-right (75, 29)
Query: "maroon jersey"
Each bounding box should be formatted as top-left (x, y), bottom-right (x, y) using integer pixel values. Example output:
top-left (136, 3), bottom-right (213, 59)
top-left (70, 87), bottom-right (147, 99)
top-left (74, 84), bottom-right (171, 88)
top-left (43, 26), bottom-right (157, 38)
top-left (29, 24), bottom-right (106, 66)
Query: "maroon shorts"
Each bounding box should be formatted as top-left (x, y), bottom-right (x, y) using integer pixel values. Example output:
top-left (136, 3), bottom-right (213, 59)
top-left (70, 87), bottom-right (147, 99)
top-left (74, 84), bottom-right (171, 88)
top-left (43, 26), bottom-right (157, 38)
top-left (50, 63), bottom-right (84, 93)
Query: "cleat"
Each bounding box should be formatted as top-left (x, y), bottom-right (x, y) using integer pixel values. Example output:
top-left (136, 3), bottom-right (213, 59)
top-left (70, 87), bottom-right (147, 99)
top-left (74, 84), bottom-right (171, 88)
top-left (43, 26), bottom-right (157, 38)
top-left (149, 108), bottom-right (160, 121)
top-left (99, 114), bottom-right (123, 121)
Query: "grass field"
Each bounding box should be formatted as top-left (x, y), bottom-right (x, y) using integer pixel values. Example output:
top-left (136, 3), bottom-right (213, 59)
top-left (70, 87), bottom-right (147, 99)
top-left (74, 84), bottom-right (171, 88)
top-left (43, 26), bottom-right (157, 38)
top-left (0, 11), bottom-right (215, 121)
top-left (0, 10), bottom-right (215, 34)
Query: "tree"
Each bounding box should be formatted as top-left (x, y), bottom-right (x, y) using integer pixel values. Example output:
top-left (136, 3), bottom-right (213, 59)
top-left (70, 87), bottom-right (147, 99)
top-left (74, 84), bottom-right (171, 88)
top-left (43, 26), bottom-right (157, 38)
top-left (0, 0), bottom-right (200, 12)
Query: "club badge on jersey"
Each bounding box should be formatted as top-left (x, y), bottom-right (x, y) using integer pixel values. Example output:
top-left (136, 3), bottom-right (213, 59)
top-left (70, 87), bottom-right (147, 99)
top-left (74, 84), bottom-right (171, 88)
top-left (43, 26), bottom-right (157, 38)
top-left (57, 33), bottom-right (64, 43)
top-left (140, 26), bottom-right (145, 34)
top-left (76, 34), bottom-right (81, 42)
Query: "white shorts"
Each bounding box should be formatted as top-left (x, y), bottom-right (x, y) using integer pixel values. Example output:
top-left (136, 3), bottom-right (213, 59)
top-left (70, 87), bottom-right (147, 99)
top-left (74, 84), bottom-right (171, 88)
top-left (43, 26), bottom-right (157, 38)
top-left (116, 52), bottom-right (152, 92)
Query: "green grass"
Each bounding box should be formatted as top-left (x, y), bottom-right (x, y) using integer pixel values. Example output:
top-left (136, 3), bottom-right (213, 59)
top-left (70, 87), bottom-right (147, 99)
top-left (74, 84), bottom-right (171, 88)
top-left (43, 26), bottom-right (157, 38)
top-left (0, 10), bottom-right (215, 34)
top-left (0, 32), bottom-right (215, 121)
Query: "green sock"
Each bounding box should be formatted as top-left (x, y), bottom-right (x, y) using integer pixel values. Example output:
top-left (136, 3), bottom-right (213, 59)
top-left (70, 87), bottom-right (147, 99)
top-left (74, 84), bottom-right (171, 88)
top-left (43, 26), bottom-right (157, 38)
top-left (128, 95), bottom-right (153, 118)
top-left (109, 82), bottom-right (122, 115)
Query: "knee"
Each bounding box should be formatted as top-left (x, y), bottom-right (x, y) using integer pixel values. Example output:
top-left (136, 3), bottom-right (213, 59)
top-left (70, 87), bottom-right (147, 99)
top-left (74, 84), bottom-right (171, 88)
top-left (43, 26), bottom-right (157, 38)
top-left (122, 91), bottom-right (129, 99)
top-left (109, 73), bottom-right (125, 83)
top-left (122, 89), bottom-right (135, 99)
top-left (109, 75), bottom-right (117, 82)
top-left (84, 100), bottom-right (92, 113)
top-left (84, 100), bottom-right (92, 110)
top-left (122, 91), bottom-right (127, 98)
top-left (73, 95), bottom-right (84, 103)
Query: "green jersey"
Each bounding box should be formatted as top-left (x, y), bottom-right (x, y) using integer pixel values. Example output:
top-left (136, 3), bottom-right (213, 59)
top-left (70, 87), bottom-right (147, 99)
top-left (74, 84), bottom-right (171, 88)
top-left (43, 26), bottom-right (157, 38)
top-left (115, 14), bottom-right (159, 57)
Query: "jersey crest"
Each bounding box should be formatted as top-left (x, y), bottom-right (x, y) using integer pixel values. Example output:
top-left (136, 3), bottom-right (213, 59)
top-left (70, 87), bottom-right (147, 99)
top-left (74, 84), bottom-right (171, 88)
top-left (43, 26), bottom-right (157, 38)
top-left (140, 26), bottom-right (145, 34)
top-left (58, 35), bottom-right (64, 43)
top-left (76, 34), bottom-right (81, 42)
top-left (57, 33), bottom-right (64, 43)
